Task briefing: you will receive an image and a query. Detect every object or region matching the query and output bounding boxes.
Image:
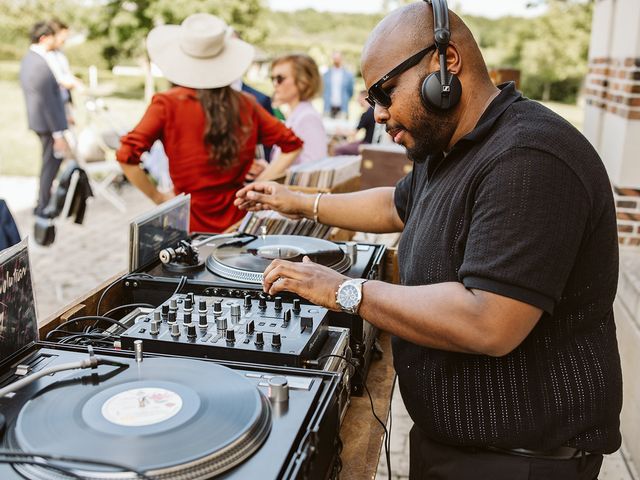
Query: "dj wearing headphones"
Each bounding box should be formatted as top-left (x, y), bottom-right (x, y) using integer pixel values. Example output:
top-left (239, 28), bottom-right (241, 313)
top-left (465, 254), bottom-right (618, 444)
top-left (235, 2), bottom-right (622, 478)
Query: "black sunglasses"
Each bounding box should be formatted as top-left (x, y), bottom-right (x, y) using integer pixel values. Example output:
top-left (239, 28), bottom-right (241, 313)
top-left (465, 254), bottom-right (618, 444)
top-left (271, 75), bottom-right (287, 85)
top-left (365, 45), bottom-right (437, 108)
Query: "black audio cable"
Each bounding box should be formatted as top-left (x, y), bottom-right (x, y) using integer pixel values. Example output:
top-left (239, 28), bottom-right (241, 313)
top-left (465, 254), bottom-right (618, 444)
top-left (309, 353), bottom-right (393, 480)
top-left (95, 272), bottom-right (155, 316)
top-left (0, 451), bottom-right (153, 480)
top-left (45, 316), bottom-right (128, 342)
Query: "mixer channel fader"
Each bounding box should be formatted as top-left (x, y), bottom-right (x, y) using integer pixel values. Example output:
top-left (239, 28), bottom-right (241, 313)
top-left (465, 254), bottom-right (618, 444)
top-left (120, 292), bottom-right (330, 367)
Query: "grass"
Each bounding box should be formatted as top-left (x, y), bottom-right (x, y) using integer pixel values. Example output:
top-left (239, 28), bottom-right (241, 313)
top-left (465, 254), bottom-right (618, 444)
top-left (0, 65), bottom-right (147, 177)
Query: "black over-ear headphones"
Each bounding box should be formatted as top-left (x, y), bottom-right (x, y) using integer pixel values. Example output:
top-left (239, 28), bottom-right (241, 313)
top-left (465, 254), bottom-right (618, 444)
top-left (421, 0), bottom-right (462, 110)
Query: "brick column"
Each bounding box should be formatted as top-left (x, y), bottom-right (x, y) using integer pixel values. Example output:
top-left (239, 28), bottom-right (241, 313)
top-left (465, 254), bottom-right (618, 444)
top-left (584, 0), bottom-right (640, 246)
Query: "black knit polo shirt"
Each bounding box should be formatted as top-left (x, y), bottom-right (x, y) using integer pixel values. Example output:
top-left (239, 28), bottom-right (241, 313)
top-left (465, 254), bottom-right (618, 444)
top-left (393, 83), bottom-right (622, 453)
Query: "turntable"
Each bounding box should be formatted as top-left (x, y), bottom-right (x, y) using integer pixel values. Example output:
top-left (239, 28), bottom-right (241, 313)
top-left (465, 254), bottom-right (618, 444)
top-left (0, 345), bottom-right (343, 480)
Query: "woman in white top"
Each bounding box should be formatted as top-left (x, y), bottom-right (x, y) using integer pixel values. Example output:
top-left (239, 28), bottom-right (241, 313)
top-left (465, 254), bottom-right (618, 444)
top-left (270, 54), bottom-right (328, 167)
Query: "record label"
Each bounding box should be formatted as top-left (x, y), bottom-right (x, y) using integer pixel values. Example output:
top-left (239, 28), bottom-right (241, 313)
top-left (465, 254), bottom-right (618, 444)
top-left (101, 387), bottom-right (183, 427)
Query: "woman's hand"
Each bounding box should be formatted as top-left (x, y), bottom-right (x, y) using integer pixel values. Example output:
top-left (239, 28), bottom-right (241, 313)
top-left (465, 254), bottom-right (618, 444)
top-left (245, 159), bottom-right (269, 183)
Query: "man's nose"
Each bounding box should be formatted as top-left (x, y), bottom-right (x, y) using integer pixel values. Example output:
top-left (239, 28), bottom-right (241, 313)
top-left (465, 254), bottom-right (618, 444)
top-left (373, 104), bottom-right (390, 123)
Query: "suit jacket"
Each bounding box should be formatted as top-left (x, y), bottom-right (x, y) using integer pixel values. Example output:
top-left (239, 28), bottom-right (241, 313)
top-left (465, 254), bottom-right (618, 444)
top-left (242, 83), bottom-right (274, 116)
top-left (322, 67), bottom-right (354, 113)
top-left (19, 49), bottom-right (67, 134)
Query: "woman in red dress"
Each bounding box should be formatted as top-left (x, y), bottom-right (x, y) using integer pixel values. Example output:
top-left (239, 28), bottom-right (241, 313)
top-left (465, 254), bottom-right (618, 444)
top-left (116, 14), bottom-right (302, 233)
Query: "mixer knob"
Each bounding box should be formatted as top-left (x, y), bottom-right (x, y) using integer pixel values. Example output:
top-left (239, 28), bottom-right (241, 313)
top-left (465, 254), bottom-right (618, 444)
top-left (259, 296), bottom-right (267, 310)
top-left (216, 316), bottom-right (227, 332)
top-left (255, 331), bottom-right (264, 347)
top-left (161, 304), bottom-right (169, 318)
top-left (245, 320), bottom-right (255, 335)
top-left (283, 309), bottom-right (292, 326)
top-left (213, 300), bottom-right (223, 316)
top-left (226, 328), bottom-right (236, 343)
top-left (150, 319), bottom-right (160, 335)
top-left (184, 294), bottom-right (193, 311)
top-left (170, 323), bottom-right (180, 337)
top-left (244, 295), bottom-right (252, 309)
top-left (198, 299), bottom-right (207, 312)
top-left (274, 296), bottom-right (282, 310)
top-left (199, 313), bottom-right (208, 329)
top-left (268, 376), bottom-right (289, 403)
top-left (183, 311), bottom-right (192, 325)
top-left (292, 299), bottom-right (301, 314)
top-left (169, 298), bottom-right (177, 310)
top-left (271, 333), bottom-right (281, 349)
top-left (168, 310), bottom-right (177, 325)
top-left (187, 324), bottom-right (197, 339)
top-left (230, 303), bottom-right (241, 321)
top-left (153, 310), bottom-right (161, 322)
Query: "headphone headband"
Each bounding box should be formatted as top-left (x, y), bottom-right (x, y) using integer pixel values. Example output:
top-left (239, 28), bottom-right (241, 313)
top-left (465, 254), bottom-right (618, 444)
top-left (421, 0), bottom-right (461, 110)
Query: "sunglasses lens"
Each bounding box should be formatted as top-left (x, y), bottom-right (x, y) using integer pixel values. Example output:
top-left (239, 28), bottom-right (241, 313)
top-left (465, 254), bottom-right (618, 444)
top-left (367, 87), bottom-right (391, 108)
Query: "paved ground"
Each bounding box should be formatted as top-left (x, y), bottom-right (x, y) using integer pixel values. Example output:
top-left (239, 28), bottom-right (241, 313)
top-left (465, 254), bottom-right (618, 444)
top-left (1, 175), bottom-right (637, 480)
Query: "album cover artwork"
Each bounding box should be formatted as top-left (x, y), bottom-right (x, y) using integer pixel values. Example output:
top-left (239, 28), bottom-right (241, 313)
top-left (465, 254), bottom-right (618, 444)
top-left (0, 239), bottom-right (38, 361)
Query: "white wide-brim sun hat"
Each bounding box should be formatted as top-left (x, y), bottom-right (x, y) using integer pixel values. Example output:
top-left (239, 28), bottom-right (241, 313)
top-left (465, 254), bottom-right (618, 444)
top-left (146, 13), bottom-right (255, 89)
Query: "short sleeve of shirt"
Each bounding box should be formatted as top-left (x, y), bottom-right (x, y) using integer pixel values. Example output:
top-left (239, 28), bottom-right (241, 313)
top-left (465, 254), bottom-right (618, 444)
top-left (459, 147), bottom-right (591, 314)
top-left (394, 169), bottom-right (415, 223)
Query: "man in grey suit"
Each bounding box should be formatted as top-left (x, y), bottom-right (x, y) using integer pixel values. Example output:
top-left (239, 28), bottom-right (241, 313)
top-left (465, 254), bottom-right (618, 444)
top-left (19, 21), bottom-right (70, 217)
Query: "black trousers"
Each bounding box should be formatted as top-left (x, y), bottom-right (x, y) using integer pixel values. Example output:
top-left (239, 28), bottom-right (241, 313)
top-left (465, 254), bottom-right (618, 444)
top-left (36, 132), bottom-right (63, 216)
top-left (409, 425), bottom-right (604, 480)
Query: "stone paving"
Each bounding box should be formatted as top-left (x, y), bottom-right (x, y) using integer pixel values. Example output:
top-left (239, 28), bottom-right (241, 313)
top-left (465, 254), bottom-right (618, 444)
top-left (2, 177), bottom-right (637, 480)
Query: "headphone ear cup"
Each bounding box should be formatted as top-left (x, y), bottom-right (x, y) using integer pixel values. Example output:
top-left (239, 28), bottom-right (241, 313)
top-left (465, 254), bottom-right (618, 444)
top-left (421, 71), bottom-right (462, 110)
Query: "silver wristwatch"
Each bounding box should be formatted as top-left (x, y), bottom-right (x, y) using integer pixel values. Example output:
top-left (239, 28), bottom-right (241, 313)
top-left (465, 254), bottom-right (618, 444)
top-left (336, 278), bottom-right (368, 315)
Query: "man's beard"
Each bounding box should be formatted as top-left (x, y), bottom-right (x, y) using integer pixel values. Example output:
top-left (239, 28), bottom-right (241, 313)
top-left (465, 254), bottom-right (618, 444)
top-left (405, 103), bottom-right (457, 164)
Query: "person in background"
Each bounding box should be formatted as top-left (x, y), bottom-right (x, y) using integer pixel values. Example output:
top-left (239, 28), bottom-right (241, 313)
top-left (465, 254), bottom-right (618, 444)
top-left (19, 21), bottom-right (70, 218)
top-left (46, 19), bottom-right (83, 126)
top-left (332, 90), bottom-right (376, 155)
top-left (116, 14), bottom-right (302, 233)
top-left (270, 54), bottom-right (327, 166)
top-left (236, 1), bottom-right (622, 478)
top-left (322, 51), bottom-right (354, 118)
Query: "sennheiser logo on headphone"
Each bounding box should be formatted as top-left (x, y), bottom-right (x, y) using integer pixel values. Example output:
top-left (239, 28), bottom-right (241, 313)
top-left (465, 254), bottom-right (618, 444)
top-left (442, 85), bottom-right (451, 92)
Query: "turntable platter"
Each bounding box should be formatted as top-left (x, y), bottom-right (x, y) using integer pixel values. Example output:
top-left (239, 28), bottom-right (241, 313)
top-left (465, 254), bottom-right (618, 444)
top-left (206, 235), bottom-right (351, 284)
top-left (10, 357), bottom-right (271, 479)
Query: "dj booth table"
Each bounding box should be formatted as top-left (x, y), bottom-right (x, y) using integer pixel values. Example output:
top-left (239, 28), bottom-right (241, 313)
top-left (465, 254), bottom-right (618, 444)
top-left (40, 273), bottom-right (397, 479)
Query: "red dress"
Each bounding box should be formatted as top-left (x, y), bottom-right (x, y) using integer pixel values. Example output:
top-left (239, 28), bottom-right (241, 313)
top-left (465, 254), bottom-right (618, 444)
top-left (116, 86), bottom-right (303, 232)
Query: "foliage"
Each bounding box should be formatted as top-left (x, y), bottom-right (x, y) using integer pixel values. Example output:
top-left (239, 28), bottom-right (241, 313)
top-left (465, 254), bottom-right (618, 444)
top-left (0, 0), bottom-right (89, 59)
top-left (88, 0), bottom-right (268, 68)
top-left (0, 0), bottom-right (594, 103)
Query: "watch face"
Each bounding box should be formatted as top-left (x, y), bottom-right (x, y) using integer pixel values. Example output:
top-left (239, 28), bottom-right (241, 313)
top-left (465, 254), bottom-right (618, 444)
top-left (339, 284), bottom-right (360, 309)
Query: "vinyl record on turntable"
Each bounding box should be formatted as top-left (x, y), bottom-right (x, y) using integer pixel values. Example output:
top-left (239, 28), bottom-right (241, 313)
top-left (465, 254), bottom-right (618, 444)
top-left (7, 357), bottom-right (271, 480)
top-left (206, 235), bottom-right (352, 284)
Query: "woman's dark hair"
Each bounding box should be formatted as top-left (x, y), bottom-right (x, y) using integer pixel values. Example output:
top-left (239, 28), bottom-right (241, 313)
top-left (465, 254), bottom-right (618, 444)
top-left (196, 87), bottom-right (251, 169)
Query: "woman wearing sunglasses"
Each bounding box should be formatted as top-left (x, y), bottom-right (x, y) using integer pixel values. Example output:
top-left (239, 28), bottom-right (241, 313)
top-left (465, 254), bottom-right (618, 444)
top-left (116, 14), bottom-right (303, 233)
top-left (269, 54), bottom-right (328, 166)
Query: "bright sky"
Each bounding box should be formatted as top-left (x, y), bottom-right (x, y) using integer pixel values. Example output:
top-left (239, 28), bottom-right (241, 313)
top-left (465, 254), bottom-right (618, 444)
top-left (268, 0), bottom-right (547, 19)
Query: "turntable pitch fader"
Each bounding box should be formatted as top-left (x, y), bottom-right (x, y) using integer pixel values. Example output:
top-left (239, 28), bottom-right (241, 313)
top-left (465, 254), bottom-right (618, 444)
top-left (120, 292), bottom-right (329, 367)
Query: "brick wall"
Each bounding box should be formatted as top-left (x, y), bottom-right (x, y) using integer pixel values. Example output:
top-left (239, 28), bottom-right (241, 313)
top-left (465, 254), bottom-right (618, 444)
top-left (615, 187), bottom-right (640, 246)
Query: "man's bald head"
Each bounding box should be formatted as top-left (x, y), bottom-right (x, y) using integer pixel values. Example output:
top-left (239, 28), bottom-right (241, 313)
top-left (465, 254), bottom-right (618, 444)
top-left (361, 2), bottom-right (491, 89)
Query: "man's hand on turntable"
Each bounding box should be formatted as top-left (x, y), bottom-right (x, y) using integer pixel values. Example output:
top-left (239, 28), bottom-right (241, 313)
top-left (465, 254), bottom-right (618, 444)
top-left (263, 256), bottom-right (346, 310)
top-left (235, 182), bottom-right (312, 220)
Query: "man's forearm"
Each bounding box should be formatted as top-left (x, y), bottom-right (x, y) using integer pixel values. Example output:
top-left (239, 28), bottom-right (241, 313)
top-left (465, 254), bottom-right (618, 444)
top-left (314, 187), bottom-right (403, 233)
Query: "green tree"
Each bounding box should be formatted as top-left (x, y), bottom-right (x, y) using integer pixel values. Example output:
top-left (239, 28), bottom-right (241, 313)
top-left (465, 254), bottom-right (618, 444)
top-left (0, 0), bottom-right (88, 59)
top-left (520, 0), bottom-right (592, 100)
top-left (89, 0), bottom-right (267, 68)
